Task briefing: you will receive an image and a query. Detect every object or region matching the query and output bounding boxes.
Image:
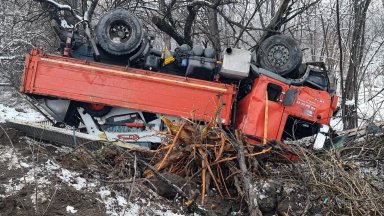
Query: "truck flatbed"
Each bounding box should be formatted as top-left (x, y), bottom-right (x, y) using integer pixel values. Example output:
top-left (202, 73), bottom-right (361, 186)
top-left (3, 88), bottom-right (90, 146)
top-left (21, 49), bottom-right (235, 124)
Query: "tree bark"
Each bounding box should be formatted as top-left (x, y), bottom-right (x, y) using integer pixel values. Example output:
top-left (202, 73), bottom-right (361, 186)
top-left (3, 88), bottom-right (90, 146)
top-left (234, 131), bottom-right (263, 216)
top-left (159, 0), bottom-right (172, 49)
top-left (336, 0), bottom-right (345, 129)
top-left (207, 7), bottom-right (221, 55)
top-left (343, 0), bottom-right (371, 129)
top-left (152, 15), bottom-right (191, 46)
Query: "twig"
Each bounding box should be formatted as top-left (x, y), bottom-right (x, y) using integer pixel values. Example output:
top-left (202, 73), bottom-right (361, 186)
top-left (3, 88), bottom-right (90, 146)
top-left (232, 130), bottom-right (262, 216)
top-left (122, 153), bottom-right (137, 216)
top-left (127, 153), bottom-right (137, 202)
top-left (213, 147), bottom-right (272, 164)
top-left (201, 157), bottom-right (207, 205)
top-left (214, 132), bottom-right (226, 162)
top-left (198, 148), bottom-right (224, 199)
top-left (41, 183), bottom-right (60, 216)
top-left (157, 122), bottom-right (186, 171)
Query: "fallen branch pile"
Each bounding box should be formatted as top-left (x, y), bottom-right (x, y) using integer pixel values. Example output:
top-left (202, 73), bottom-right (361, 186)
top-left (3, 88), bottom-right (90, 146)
top-left (144, 117), bottom-right (274, 214)
top-left (59, 118), bottom-right (384, 215)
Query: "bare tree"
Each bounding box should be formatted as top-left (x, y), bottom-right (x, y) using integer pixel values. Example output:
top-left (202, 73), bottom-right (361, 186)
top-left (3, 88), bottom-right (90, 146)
top-left (0, 0), bottom-right (55, 86)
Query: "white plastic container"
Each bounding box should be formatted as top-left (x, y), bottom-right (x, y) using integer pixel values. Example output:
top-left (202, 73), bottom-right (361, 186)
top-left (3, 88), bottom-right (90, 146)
top-left (220, 48), bottom-right (251, 80)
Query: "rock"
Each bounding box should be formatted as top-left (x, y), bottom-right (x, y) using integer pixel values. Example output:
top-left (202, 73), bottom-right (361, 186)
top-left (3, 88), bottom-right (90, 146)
top-left (276, 182), bottom-right (314, 216)
top-left (15, 108), bottom-right (26, 113)
top-left (256, 179), bottom-right (282, 214)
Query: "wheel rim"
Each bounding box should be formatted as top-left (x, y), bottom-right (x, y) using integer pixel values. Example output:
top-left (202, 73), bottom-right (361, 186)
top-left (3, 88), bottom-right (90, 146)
top-left (108, 21), bottom-right (132, 44)
top-left (267, 45), bottom-right (290, 68)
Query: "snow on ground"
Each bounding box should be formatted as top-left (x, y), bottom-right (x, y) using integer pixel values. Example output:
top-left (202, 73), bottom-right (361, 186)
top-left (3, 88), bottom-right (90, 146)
top-left (66, 205), bottom-right (78, 214)
top-left (0, 104), bottom-right (43, 123)
top-left (0, 88), bottom-right (184, 215)
top-left (0, 137), bottom-right (184, 215)
top-left (0, 152), bottom-right (92, 200)
top-left (328, 73), bottom-right (384, 132)
top-left (330, 117), bottom-right (344, 131)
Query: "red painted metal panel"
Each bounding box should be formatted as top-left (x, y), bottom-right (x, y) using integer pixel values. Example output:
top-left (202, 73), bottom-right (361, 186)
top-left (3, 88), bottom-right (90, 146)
top-left (235, 76), bottom-right (288, 142)
top-left (235, 75), bottom-right (334, 143)
top-left (21, 49), bottom-right (235, 125)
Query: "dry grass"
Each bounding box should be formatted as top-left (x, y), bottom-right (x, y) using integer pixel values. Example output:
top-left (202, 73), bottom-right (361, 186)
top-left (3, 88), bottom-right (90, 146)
top-left (269, 136), bottom-right (384, 215)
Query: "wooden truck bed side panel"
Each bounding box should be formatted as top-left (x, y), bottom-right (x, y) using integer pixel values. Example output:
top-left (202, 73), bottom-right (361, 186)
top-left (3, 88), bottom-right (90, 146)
top-left (21, 49), bottom-right (235, 124)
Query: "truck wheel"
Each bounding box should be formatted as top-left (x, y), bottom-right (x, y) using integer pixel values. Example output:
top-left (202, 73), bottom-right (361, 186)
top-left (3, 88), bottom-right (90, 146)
top-left (96, 9), bottom-right (143, 56)
top-left (257, 35), bottom-right (303, 76)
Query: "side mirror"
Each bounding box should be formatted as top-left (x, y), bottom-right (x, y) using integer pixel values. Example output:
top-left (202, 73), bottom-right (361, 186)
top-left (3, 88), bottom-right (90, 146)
top-left (282, 88), bottom-right (298, 106)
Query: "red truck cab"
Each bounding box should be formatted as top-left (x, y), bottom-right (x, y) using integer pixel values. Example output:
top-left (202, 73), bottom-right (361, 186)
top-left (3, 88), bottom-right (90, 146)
top-left (236, 74), bottom-right (337, 144)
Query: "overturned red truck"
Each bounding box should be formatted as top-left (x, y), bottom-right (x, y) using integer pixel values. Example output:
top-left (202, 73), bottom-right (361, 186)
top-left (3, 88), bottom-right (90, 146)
top-left (17, 9), bottom-right (338, 149)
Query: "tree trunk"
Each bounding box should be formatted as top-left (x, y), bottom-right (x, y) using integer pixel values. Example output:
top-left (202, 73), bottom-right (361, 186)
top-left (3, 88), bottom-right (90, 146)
top-left (271, 0), bottom-right (275, 17)
top-left (336, 0), bottom-right (345, 129)
top-left (342, 0), bottom-right (371, 129)
top-left (207, 7), bottom-right (221, 55)
top-left (258, 0), bottom-right (290, 44)
top-left (159, 0), bottom-right (172, 49)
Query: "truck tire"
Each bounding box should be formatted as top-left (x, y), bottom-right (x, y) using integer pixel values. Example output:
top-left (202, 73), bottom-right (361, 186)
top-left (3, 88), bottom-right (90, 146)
top-left (257, 35), bottom-right (303, 77)
top-left (96, 9), bottom-right (143, 56)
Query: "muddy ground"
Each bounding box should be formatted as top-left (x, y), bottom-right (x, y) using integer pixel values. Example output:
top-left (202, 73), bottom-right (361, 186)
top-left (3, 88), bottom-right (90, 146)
top-left (0, 125), bottom-right (187, 216)
top-left (3, 123), bottom-right (382, 216)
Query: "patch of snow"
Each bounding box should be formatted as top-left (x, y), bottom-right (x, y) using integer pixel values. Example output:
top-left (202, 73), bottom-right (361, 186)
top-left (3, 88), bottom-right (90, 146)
top-left (60, 19), bottom-right (73, 28)
top-left (345, 100), bottom-right (355, 106)
top-left (0, 157), bottom-right (95, 199)
top-left (31, 190), bottom-right (47, 205)
top-left (66, 206), bottom-right (78, 214)
top-left (97, 187), bottom-right (155, 216)
top-left (88, 182), bottom-right (97, 188)
top-left (98, 188), bottom-right (111, 199)
top-left (23, 168), bottom-right (51, 185)
top-left (330, 117), bottom-right (343, 131)
top-left (45, 159), bottom-right (61, 170)
top-left (72, 177), bottom-right (87, 190)
top-left (258, 194), bottom-right (267, 200)
top-left (3, 178), bottom-right (25, 196)
top-left (52, 161), bottom-right (95, 191)
top-left (116, 195), bottom-right (128, 206)
top-left (141, 198), bottom-right (147, 204)
top-left (123, 203), bottom-right (141, 215)
top-left (58, 168), bottom-right (76, 183)
top-left (153, 209), bottom-right (184, 216)
top-left (261, 181), bottom-right (270, 188)
top-left (284, 187), bottom-right (294, 194)
top-left (46, 0), bottom-right (72, 10)
top-left (98, 187), bottom-right (125, 216)
top-left (0, 146), bottom-right (22, 170)
top-left (0, 104), bottom-right (43, 123)
top-left (20, 162), bottom-right (30, 168)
